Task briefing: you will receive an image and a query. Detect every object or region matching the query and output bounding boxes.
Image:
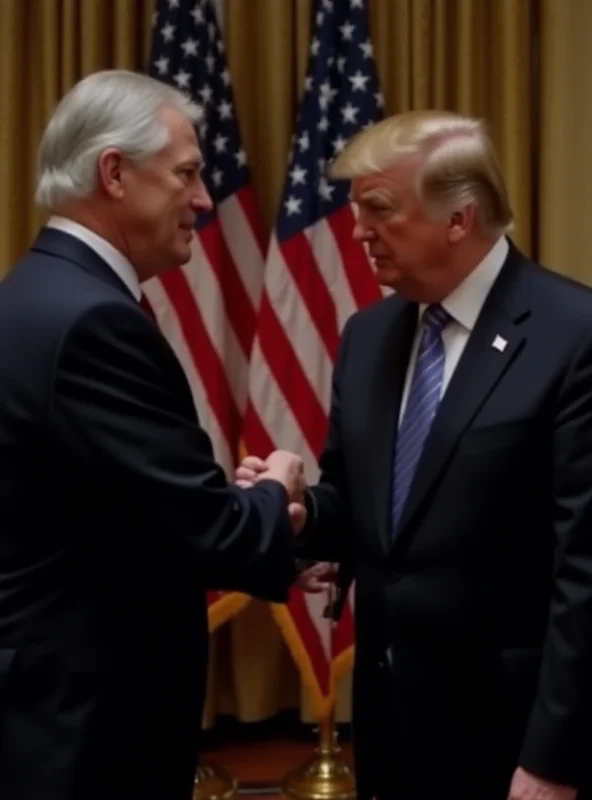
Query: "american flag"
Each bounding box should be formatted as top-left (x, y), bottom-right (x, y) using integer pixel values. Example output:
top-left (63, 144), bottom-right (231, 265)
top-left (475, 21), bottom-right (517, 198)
top-left (242, 0), bottom-right (385, 717)
top-left (144, 0), bottom-right (265, 631)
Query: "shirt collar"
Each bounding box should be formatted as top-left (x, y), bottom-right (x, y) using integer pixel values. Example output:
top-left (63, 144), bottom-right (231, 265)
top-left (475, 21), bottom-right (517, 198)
top-left (46, 215), bottom-right (142, 301)
top-left (420, 235), bottom-right (509, 331)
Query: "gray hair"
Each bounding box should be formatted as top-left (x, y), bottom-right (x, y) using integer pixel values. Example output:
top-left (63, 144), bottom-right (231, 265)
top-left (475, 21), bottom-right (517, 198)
top-left (35, 69), bottom-right (202, 209)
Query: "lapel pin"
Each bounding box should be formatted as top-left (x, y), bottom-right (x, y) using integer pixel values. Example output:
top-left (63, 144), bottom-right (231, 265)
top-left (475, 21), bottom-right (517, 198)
top-left (492, 334), bottom-right (507, 352)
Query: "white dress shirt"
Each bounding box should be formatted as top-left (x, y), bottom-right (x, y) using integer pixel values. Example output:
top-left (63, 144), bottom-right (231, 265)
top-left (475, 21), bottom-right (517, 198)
top-left (46, 215), bottom-right (142, 301)
top-left (399, 235), bottom-right (509, 422)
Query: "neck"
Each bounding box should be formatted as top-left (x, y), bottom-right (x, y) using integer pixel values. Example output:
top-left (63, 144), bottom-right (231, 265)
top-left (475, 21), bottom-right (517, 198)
top-left (436, 233), bottom-right (501, 296)
top-left (455, 233), bottom-right (500, 274)
top-left (52, 199), bottom-right (131, 262)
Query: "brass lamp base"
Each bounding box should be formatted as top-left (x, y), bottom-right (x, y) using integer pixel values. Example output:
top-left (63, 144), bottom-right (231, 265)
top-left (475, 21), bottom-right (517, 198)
top-left (281, 720), bottom-right (355, 800)
top-left (193, 762), bottom-right (238, 800)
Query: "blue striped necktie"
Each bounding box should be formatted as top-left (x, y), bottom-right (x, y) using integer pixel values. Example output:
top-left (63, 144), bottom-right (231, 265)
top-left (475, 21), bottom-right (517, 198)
top-left (391, 303), bottom-right (451, 533)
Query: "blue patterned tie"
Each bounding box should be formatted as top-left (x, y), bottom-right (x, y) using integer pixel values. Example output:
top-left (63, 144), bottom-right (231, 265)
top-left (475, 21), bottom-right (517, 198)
top-left (391, 304), bottom-right (451, 533)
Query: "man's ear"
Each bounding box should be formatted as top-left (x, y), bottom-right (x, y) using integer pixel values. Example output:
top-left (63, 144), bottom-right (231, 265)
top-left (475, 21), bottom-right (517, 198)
top-left (97, 148), bottom-right (125, 200)
top-left (447, 205), bottom-right (475, 243)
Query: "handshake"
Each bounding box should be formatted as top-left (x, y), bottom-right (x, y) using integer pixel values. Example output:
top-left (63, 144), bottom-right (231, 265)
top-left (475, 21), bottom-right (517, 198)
top-left (236, 450), bottom-right (307, 534)
top-left (235, 451), bottom-right (337, 594)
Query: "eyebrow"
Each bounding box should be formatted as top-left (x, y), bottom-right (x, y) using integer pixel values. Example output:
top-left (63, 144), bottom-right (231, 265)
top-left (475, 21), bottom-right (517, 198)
top-left (351, 190), bottom-right (391, 203)
top-left (178, 158), bottom-right (204, 172)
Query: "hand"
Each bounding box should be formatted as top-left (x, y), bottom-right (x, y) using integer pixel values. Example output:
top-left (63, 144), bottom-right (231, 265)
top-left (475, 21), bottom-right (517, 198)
top-left (235, 455), bottom-right (266, 488)
top-left (508, 768), bottom-right (577, 800)
top-left (264, 450), bottom-right (305, 501)
top-left (236, 454), bottom-right (307, 534)
top-left (236, 451), bottom-right (306, 502)
top-left (288, 502), bottom-right (307, 535)
top-left (296, 561), bottom-right (338, 593)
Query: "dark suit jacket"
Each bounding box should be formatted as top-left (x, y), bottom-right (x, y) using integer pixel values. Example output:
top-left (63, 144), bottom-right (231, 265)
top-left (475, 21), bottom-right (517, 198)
top-left (302, 242), bottom-right (592, 800)
top-left (0, 228), bottom-right (296, 800)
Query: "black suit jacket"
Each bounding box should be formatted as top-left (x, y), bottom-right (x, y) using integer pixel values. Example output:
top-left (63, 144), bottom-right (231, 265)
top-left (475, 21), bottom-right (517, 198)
top-left (0, 228), bottom-right (296, 800)
top-left (302, 242), bottom-right (592, 799)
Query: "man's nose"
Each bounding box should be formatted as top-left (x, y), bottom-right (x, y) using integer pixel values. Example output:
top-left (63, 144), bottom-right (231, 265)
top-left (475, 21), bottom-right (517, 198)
top-left (353, 220), bottom-right (372, 241)
top-left (193, 181), bottom-right (213, 213)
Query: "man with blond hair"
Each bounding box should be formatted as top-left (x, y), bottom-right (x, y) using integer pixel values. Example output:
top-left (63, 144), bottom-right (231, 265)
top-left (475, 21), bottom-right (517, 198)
top-left (238, 110), bottom-right (592, 800)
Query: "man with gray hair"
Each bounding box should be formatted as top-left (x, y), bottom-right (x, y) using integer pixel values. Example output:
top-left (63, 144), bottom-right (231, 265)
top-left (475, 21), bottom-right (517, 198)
top-left (238, 110), bottom-right (592, 800)
top-left (0, 69), bottom-right (305, 799)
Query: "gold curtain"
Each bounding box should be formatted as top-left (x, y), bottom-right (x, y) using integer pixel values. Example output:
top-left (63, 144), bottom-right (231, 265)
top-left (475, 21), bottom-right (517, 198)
top-left (0, 0), bottom-right (154, 272)
top-left (537, 0), bottom-right (592, 282)
top-left (1, 0), bottom-right (592, 726)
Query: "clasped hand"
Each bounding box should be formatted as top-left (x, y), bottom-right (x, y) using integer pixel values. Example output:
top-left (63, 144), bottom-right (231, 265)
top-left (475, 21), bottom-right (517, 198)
top-left (236, 452), bottom-right (337, 593)
top-left (236, 450), bottom-right (307, 534)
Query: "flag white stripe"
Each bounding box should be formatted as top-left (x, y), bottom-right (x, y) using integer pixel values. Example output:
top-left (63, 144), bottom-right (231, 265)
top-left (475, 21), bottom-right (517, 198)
top-left (184, 237), bottom-right (250, 413)
top-left (305, 219), bottom-right (358, 332)
top-left (265, 237), bottom-right (333, 416)
top-left (218, 195), bottom-right (264, 310)
top-left (141, 277), bottom-right (235, 478)
top-left (247, 340), bottom-right (320, 481)
top-left (304, 592), bottom-right (332, 661)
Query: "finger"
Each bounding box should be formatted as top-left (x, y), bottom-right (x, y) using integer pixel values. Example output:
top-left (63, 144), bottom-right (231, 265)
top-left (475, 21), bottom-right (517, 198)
top-left (235, 480), bottom-right (253, 489)
top-left (298, 580), bottom-right (331, 593)
top-left (313, 562), bottom-right (338, 577)
top-left (288, 502), bottom-right (307, 533)
top-left (296, 571), bottom-right (328, 590)
top-left (310, 581), bottom-right (332, 592)
top-left (235, 466), bottom-right (260, 482)
top-left (288, 502), bottom-right (307, 517)
top-left (241, 456), bottom-right (267, 471)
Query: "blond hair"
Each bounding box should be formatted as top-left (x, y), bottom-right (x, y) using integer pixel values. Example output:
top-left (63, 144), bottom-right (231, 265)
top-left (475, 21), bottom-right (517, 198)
top-left (329, 110), bottom-right (513, 235)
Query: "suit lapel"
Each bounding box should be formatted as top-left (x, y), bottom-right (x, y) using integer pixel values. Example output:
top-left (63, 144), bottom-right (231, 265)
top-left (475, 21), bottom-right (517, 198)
top-left (369, 299), bottom-right (418, 552)
top-left (393, 248), bottom-right (531, 545)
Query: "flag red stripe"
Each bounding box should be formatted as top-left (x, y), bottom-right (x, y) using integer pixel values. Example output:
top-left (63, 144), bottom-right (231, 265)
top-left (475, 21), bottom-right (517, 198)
top-left (198, 221), bottom-right (257, 358)
top-left (241, 401), bottom-right (275, 456)
top-left (279, 235), bottom-right (340, 361)
top-left (235, 185), bottom-right (266, 254)
top-left (256, 293), bottom-right (329, 458)
top-left (288, 588), bottom-right (331, 695)
top-left (331, 597), bottom-right (354, 655)
top-left (159, 267), bottom-right (242, 454)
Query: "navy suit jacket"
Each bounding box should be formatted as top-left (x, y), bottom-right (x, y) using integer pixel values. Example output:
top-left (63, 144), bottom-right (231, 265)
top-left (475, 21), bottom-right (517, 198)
top-left (301, 242), bottom-right (592, 799)
top-left (0, 227), bottom-right (296, 799)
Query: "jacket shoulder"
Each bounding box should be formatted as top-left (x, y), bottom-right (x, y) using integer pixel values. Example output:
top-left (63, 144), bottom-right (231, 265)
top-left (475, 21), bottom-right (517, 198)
top-left (343, 291), bottom-right (406, 335)
top-left (0, 248), bottom-right (143, 342)
top-left (528, 258), bottom-right (592, 322)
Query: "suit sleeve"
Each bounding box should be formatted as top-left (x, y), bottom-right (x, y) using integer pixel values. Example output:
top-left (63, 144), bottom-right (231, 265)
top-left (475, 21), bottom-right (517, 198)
top-left (297, 316), bottom-right (354, 565)
top-left (519, 331), bottom-right (592, 785)
top-left (50, 302), bottom-right (296, 602)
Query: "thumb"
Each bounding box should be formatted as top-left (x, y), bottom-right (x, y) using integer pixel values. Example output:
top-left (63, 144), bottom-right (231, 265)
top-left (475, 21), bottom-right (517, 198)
top-left (241, 455), bottom-right (267, 471)
top-left (288, 502), bottom-right (307, 533)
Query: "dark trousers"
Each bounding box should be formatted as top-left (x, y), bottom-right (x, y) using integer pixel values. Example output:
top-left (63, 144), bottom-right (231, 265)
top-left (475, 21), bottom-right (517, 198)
top-left (351, 651), bottom-right (568, 800)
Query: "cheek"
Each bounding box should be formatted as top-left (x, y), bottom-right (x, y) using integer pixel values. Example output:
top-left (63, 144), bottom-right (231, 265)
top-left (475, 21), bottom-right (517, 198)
top-left (380, 220), bottom-right (406, 247)
top-left (171, 186), bottom-right (193, 213)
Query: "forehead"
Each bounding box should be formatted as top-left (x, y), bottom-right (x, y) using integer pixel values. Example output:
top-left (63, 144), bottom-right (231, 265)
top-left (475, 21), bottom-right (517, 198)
top-left (351, 157), bottom-right (418, 201)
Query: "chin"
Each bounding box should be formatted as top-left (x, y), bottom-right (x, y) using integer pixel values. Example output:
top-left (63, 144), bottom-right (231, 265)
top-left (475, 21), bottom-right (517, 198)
top-left (375, 266), bottom-right (401, 289)
top-left (174, 244), bottom-right (193, 266)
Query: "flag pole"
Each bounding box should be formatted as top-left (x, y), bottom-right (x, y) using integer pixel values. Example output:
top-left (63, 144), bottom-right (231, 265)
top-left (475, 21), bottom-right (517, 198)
top-left (280, 706), bottom-right (355, 800)
top-left (193, 762), bottom-right (237, 800)
top-left (281, 581), bottom-right (355, 800)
